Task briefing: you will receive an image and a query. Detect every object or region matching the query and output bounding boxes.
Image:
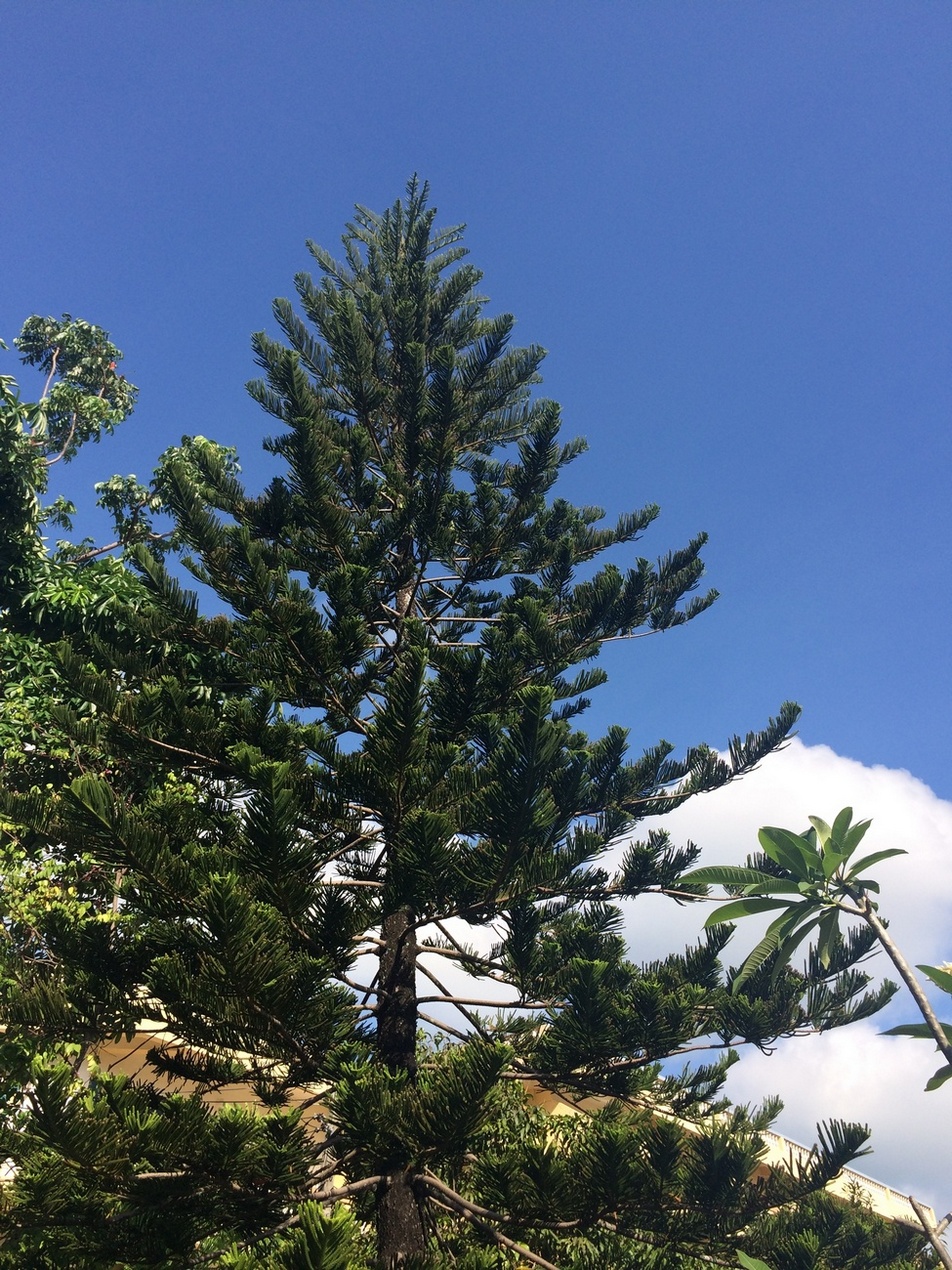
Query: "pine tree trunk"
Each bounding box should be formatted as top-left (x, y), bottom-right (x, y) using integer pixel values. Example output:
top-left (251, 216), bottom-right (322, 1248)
top-left (376, 1172), bottom-right (426, 1269)
top-left (376, 904), bottom-right (425, 1267)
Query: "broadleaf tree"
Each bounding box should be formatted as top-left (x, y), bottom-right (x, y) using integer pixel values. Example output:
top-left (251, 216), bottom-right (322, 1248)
top-left (684, 808), bottom-right (952, 1265)
top-left (684, 808), bottom-right (952, 1092)
top-left (0, 183), bottom-right (929, 1269)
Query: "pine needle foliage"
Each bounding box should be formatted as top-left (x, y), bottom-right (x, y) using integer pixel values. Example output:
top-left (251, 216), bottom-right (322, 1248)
top-left (0, 183), bottom-right (913, 1268)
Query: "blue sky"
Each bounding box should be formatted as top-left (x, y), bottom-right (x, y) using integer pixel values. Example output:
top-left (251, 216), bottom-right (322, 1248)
top-left (4, 0), bottom-right (952, 1210)
top-left (4, 3), bottom-right (949, 796)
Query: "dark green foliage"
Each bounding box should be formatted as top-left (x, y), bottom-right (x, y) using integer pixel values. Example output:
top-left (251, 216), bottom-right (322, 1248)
top-left (743, 1188), bottom-right (934, 1270)
top-left (0, 184), bottom-right (916, 1268)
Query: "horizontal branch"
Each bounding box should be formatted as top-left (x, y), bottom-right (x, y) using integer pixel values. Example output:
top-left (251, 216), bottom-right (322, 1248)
top-left (421, 1173), bottom-right (563, 1270)
top-left (415, 958), bottom-right (495, 1043)
top-left (418, 940), bottom-right (507, 976)
top-left (416, 995), bottom-right (552, 1010)
top-left (320, 877), bottom-right (384, 889)
top-left (196, 1173), bottom-right (384, 1263)
top-left (311, 1174), bottom-right (385, 1204)
top-left (500, 1034), bottom-right (810, 1092)
top-left (72, 529), bottom-right (173, 565)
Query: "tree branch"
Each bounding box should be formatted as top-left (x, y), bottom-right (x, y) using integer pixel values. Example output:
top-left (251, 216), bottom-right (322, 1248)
top-left (417, 1012), bottom-right (471, 1042)
top-left (858, 898), bottom-right (952, 1066)
top-left (311, 1174), bottom-right (385, 1203)
top-left (322, 877), bottom-right (384, 889)
top-left (71, 530), bottom-right (172, 564)
top-left (417, 995), bottom-right (551, 1010)
top-left (910, 1195), bottom-right (952, 1270)
top-left (414, 958), bottom-right (496, 1043)
top-left (430, 919), bottom-right (508, 975)
top-left (46, 411), bottom-right (78, 465)
top-left (40, 346), bottom-right (60, 401)
top-left (421, 1173), bottom-right (563, 1270)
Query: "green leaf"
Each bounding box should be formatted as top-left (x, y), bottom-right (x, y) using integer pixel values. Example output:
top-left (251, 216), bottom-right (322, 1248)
top-left (919, 964), bottom-right (952, 995)
top-left (728, 900), bottom-right (819, 993)
top-left (820, 840), bottom-right (852, 881)
top-left (831, 806), bottom-right (854, 844)
top-left (65, 774), bottom-right (116, 826)
top-left (815, 907), bottom-right (840, 970)
top-left (925, 1063), bottom-right (952, 1092)
top-left (769, 914), bottom-right (823, 988)
top-left (731, 907), bottom-right (820, 994)
top-left (851, 878), bottom-right (880, 894)
top-left (883, 1022), bottom-right (952, 1043)
top-left (808, 815), bottom-right (832, 847)
top-left (704, 896), bottom-right (796, 929)
top-left (814, 811), bottom-right (866, 879)
top-left (737, 1253), bottom-right (774, 1270)
top-left (846, 847), bottom-right (907, 877)
top-left (764, 899), bottom-right (815, 938)
top-left (882, 1023), bottom-right (932, 1038)
top-left (731, 927), bottom-right (783, 994)
top-left (842, 816), bottom-right (873, 853)
top-left (757, 826), bottom-right (819, 879)
top-left (682, 865), bottom-right (803, 895)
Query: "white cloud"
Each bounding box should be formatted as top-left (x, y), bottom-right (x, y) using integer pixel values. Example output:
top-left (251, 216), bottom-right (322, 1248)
top-left (406, 740), bottom-right (952, 1214)
top-left (617, 738), bottom-right (952, 1216)
top-left (724, 1023), bottom-right (949, 1218)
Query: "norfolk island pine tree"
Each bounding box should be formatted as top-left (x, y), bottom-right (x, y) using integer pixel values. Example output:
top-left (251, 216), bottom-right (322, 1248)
top-left (0, 182), bottom-right (922, 1269)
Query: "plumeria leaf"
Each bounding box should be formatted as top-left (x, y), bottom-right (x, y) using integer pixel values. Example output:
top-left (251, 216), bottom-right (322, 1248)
top-left (769, 915), bottom-right (824, 989)
top-left (758, 826), bottom-right (819, 879)
top-left (681, 865), bottom-right (794, 891)
top-left (883, 1022), bottom-right (952, 1043)
top-left (815, 907), bottom-right (841, 971)
top-left (847, 848), bottom-right (907, 876)
top-left (842, 817), bottom-right (873, 852)
top-left (731, 928), bottom-right (783, 994)
top-left (732, 905), bottom-right (821, 993)
top-left (831, 806), bottom-right (854, 844)
top-left (808, 815), bottom-right (832, 847)
top-left (925, 1063), bottom-right (952, 1092)
top-left (737, 1253), bottom-right (774, 1270)
top-left (704, 897), bottom-right (795, 929)
top-left (919, 964), bottom-right (952, 995)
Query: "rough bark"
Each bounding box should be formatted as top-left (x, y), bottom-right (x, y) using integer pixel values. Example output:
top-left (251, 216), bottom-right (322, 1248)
top-left (377, 1171), bottom-right (426, 1269)
top-left (376, 904), bottom-right (425, 1267)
